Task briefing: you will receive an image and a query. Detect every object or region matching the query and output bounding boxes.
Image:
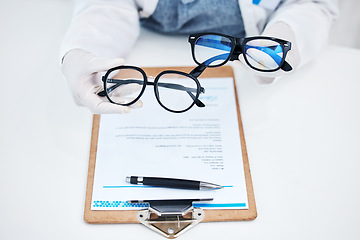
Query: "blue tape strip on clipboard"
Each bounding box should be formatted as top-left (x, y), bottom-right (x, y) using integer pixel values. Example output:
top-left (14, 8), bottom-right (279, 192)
top-left (92, 200), bottom-right (247, 209)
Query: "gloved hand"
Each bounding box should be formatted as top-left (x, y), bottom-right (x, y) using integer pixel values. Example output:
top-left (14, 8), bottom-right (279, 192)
top-left (61, 49), bottom-right (143, 113)
top-left (238, 21), bottom-right (300, 84)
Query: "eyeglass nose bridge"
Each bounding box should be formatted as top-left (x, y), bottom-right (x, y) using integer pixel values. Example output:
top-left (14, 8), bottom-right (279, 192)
top-left (229, 45), bottom-right (243, 61)
top-left (145, 76), bottom-right (156, 86)
top-left (226, 38), bottom-right (243, 61)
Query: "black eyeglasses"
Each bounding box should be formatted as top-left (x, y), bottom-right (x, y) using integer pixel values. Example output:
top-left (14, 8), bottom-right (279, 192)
top-left (97, 65), bottom-right (207, 113)
top-left (189, 33), bottom-right (292, 72)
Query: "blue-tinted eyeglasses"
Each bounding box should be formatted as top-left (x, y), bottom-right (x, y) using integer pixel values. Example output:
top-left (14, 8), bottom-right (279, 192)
top-left (189, 33), bottom-right (292, 72)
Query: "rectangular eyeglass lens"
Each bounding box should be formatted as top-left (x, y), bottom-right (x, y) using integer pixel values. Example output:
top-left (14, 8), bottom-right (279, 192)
top-left (195, 35), bottom-right (232, 66)
top-left (244, 39), bottom-right (284, 71)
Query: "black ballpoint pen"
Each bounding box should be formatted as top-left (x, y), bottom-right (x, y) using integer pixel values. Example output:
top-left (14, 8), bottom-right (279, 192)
top-left (126, 176), bottom-right (223, 190)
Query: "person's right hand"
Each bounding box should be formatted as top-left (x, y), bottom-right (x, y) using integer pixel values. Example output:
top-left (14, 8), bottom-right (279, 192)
top-left (238, 21), bottom-right (300, 85)
top-left (61, 49), bottom-right (143, 113)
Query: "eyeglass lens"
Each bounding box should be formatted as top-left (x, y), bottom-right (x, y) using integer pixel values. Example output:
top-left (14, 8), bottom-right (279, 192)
top-left (244, 39), bottom-right (284, 71)
top-left (105, 68), bottom-right (144, 105)
top-left (194, 34), bottom-right (232, 67)
top-left (105, 68), bottom-right (200, 112)
top-left (156, 73), bottom-right (199, 112)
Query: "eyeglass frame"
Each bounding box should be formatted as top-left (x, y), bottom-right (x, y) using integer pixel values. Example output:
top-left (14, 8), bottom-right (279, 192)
top-left (188, 32), bottom-right (293, 72)
top-left (97, 65), bottom-right (207, 113)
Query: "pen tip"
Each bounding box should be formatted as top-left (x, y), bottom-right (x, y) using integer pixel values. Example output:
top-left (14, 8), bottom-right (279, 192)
top-left (125, 176), bottom-right (130, 183)
top-left (200, 182), bottom-right (223, 190)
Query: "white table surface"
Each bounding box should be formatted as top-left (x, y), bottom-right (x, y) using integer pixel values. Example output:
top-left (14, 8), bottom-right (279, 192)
top-left (1, 1), bottom-right (360, 239)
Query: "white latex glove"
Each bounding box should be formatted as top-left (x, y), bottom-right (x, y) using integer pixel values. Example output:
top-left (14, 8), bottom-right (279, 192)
top-left (238, 21), bottom-right (300, 84)
top-left (61, 49), bottom-right (143, 113)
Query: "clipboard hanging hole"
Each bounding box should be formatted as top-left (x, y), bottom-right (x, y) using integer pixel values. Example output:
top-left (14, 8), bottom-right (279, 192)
top-left (168, 228), bottom-right (175, 234)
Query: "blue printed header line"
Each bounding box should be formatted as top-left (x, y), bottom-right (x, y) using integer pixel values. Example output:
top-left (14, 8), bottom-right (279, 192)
top-left (193, 203), bottom-right (246, 208)
top-left (104, 186), bottom-right (157, 188)
top-left (253, 0), bottom-right (261, 5)
top-left (203, 87), bottom-right (228, 90)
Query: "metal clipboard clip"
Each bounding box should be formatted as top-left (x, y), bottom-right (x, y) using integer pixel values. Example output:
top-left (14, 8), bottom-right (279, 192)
top-left (128, 198), bottom-right (213, 239)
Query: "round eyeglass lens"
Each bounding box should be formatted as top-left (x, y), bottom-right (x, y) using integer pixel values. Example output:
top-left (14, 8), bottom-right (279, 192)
top-left (156, 73), bottom-right (199, 112)
top-left (194, 35), bottom-right (232, 66)
top-left (105, 68), bottom-right (145, 105)
top-left (244, 39), bottom-right (284, 71)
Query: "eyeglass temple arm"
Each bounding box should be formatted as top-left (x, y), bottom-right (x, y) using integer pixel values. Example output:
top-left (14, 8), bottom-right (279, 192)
top-left (198, 54), bottom-right (229, 67)
top-left (189, 64), bottom-right (207, 78)
top-left (97, 79), bottom-right (145, 96)
top-left (195, 48), bottom-right (291, 72)
top-left (97, 79), bottom-right (205, 107)
top-left (190, 52), bottom-right (229, 75)
top-left (99, 79), bottom-right (203, 94)
top-left (281, 60), bottom-right (292, 71)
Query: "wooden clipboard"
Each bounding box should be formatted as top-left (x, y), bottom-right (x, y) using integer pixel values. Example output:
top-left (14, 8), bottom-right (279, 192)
top-left (84, 66), bottom-right (257, 224)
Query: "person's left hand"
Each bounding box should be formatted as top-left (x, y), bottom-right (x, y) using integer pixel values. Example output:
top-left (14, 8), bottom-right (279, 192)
top-left (238, 21), bottom-right (300, 84)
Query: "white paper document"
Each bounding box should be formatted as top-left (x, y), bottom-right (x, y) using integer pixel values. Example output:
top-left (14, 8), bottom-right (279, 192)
top-left (91, 77), bottom-right (248, 210)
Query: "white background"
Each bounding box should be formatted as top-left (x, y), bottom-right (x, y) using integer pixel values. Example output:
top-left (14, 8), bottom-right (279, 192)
top-left (1, 1), bottom-right (360, 240)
